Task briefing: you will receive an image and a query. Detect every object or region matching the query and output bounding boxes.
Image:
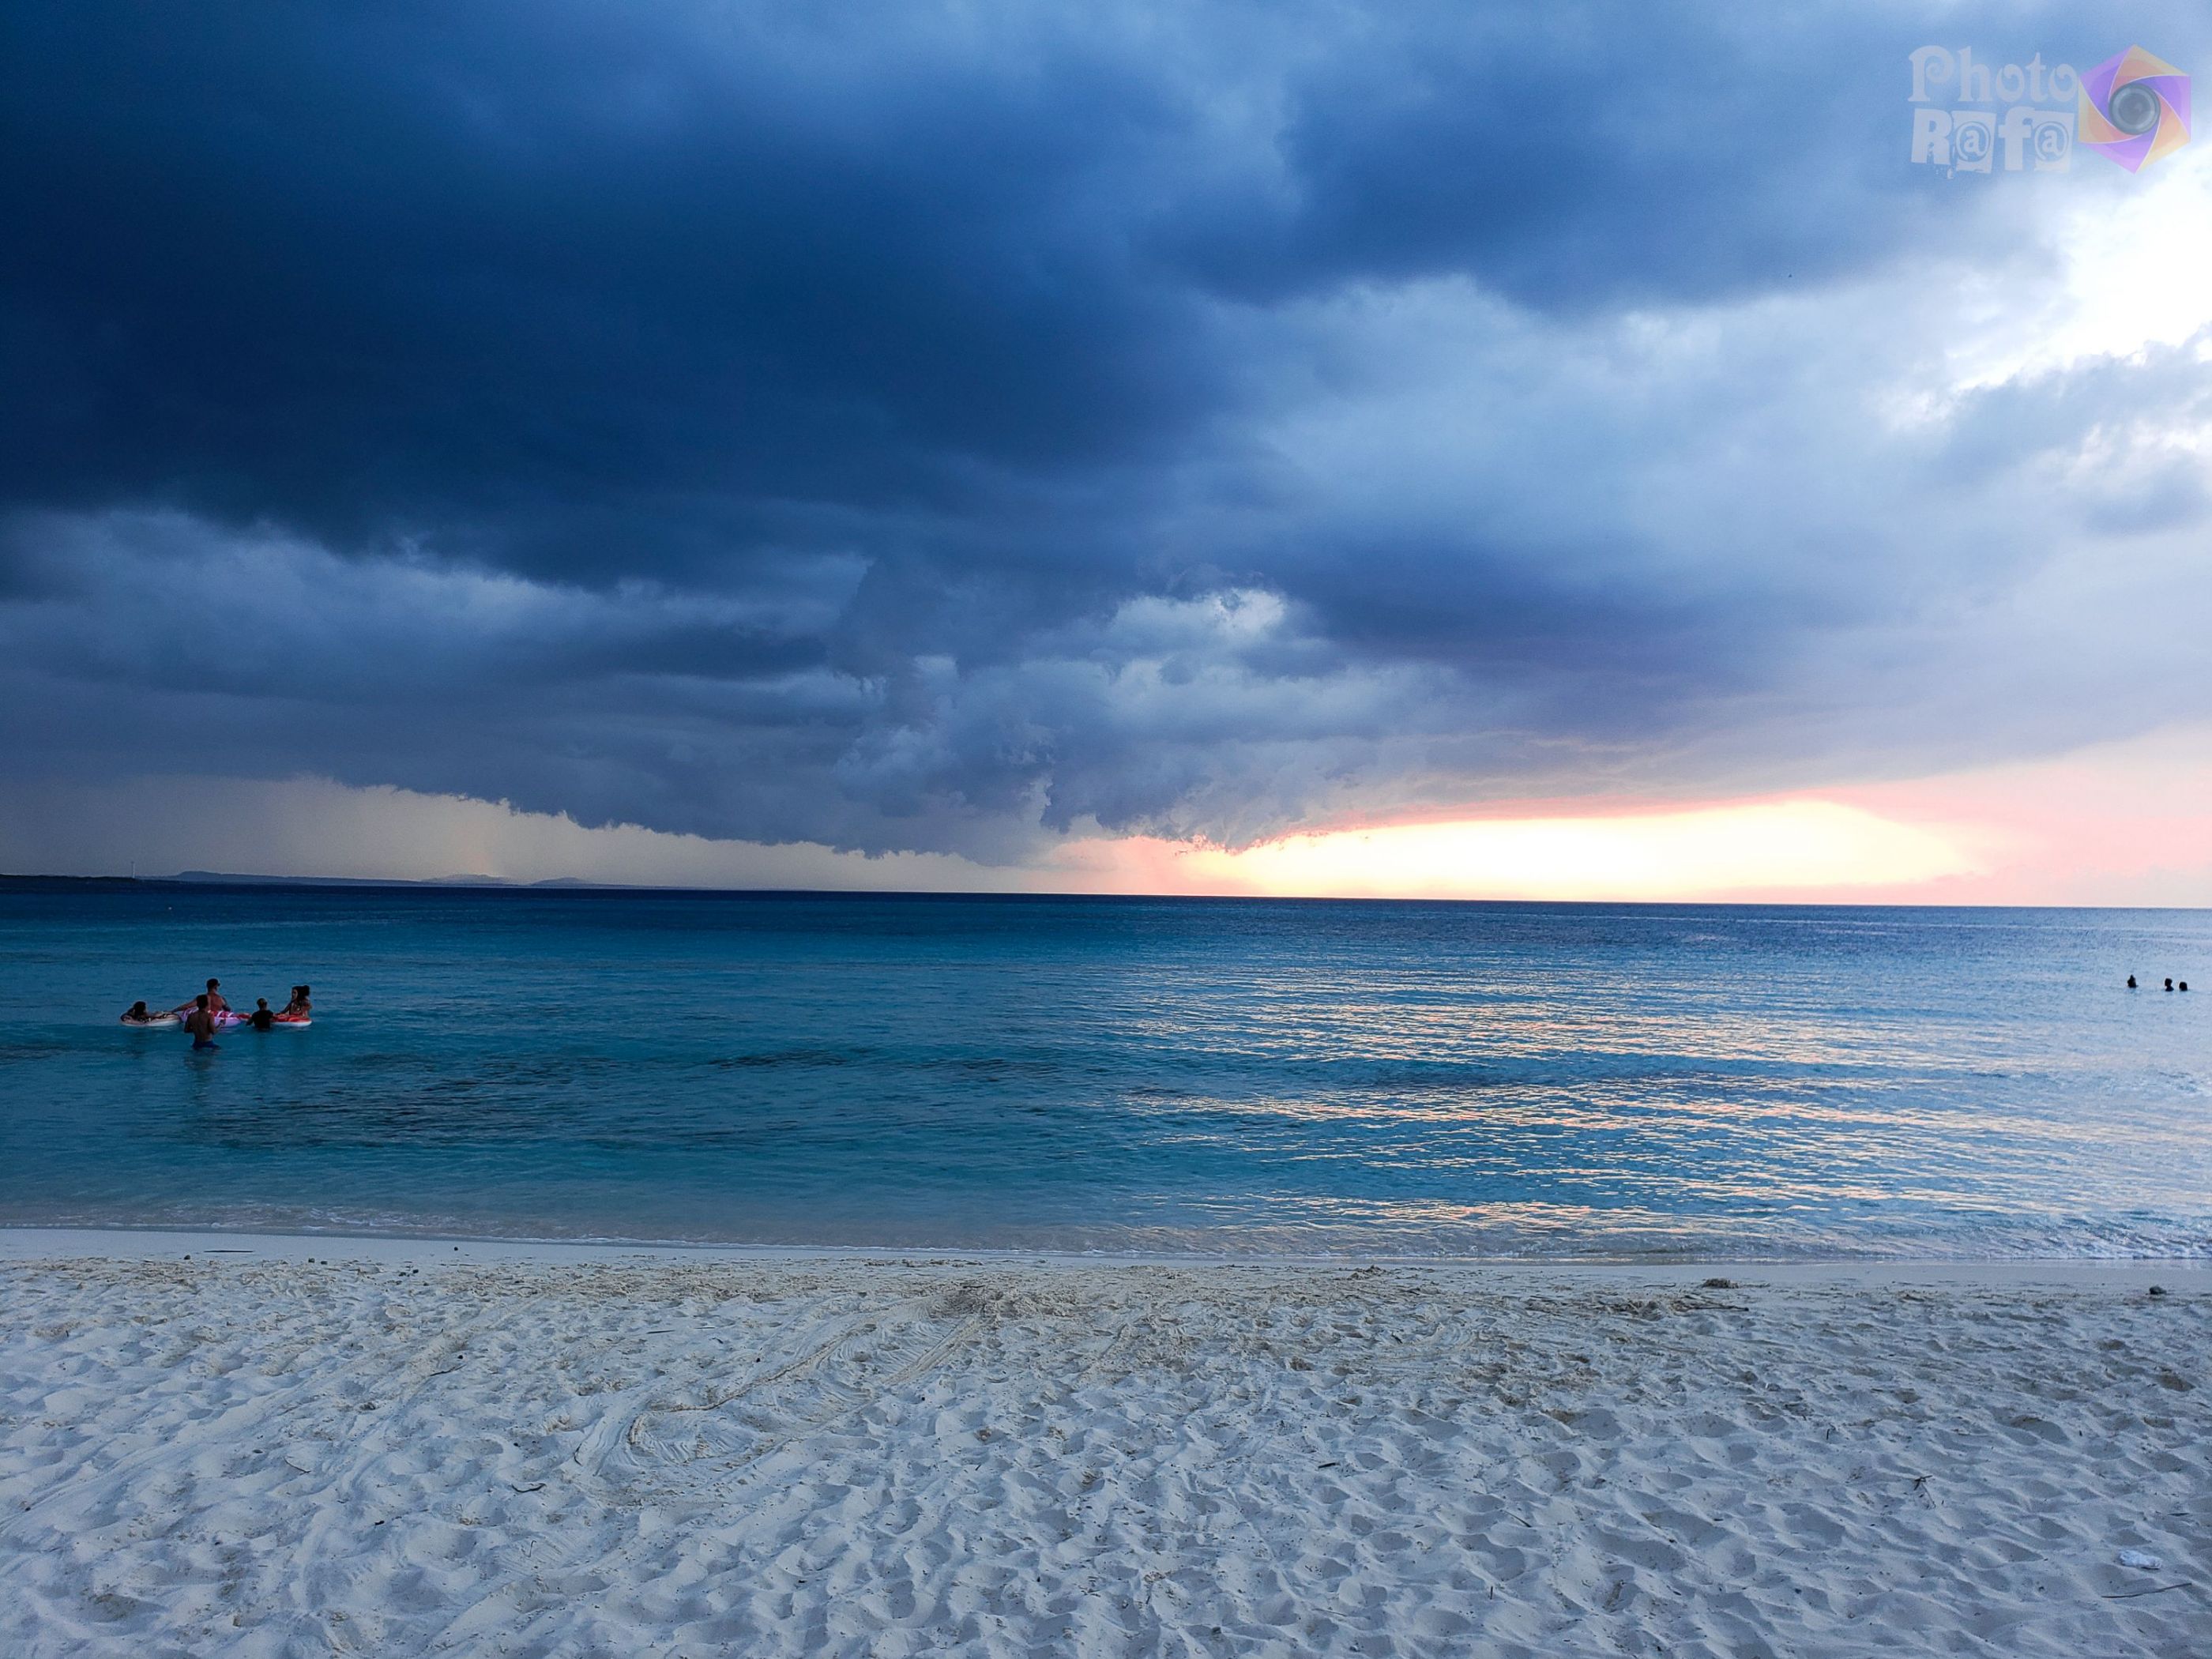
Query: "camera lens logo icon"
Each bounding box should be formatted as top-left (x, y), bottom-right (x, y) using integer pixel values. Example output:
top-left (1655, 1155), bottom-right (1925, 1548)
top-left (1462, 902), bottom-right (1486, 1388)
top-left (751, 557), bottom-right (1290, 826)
top-left (2078, 47), bottom-right (2191, 172)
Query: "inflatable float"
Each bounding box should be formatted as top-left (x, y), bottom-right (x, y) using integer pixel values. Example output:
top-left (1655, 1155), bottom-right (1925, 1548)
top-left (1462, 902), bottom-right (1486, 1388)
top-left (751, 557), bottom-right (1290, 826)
top-left (126, 1006), bottom-right (314, 1029)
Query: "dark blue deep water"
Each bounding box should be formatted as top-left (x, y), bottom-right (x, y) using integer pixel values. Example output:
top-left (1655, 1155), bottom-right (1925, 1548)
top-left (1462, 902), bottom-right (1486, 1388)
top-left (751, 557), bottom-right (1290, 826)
top-left (2, 882), bottom-right (2207, 1258)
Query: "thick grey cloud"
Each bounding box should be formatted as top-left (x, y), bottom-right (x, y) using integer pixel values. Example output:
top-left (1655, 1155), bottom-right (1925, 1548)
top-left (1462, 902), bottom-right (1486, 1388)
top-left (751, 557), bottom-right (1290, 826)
top-left (2, 0), bottom-right (2209, 862)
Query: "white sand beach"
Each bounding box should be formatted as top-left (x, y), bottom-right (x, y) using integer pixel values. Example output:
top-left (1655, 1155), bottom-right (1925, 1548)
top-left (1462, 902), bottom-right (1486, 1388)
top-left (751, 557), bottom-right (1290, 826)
top-left (2, 1235), bottom-right (2206, 1657)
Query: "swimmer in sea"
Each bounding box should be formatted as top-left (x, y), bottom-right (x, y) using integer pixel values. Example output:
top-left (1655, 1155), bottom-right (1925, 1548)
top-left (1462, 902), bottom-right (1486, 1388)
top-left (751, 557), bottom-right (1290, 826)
top-left (185, 993), bottom-right (220, 1051)
top-left (122, 1000), bottom-right (157, 1025)
top-left (284, 984), bottom-right (313, 1018)
top-left (2127, 975), bottom-right (2138, 988)
top-left (248, 998), bottom-right (275, 1031)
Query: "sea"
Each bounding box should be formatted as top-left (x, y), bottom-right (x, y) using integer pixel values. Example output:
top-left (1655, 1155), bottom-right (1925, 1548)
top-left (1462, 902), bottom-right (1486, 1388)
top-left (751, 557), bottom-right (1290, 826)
top-left (2, 881), bottom-right (2207, 1260)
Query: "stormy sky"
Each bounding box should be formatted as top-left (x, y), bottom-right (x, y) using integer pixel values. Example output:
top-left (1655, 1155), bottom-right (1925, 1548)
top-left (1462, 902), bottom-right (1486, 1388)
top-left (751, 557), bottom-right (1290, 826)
top-left (3, 1), bottom-right (2209, 886)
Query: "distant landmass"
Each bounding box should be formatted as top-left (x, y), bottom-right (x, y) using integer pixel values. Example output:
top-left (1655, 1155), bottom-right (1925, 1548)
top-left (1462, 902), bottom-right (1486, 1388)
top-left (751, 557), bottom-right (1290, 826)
top-left (171, 870), bottom-right (513, 887)
top-left (174, 871), bottom-right (638, 889)
top-left (1, 871), bottom-right (635, 890)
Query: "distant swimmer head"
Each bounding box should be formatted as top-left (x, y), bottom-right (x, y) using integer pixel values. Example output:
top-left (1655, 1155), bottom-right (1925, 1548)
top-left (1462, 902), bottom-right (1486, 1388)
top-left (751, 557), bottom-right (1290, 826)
top-left (2165, 978), bottom-right (2175, 991)
top-left (207, 977), bottom-right (220, 990)
top-left (257, 998), bottom-right (270, 1010)
top-left (2183, 981), bottom-right (2191, 992)
top-left (2127, 975), bottom-right (2138, 988)
top-left (129, 1000), bottom-right (148, 1017)
top-left (195, 993), bottom-right (209, 1009)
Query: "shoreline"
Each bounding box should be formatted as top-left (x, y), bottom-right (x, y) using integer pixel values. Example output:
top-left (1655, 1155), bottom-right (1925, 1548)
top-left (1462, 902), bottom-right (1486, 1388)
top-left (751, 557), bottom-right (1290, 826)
top-left (6, 1224), bottom-right (2210, 1286)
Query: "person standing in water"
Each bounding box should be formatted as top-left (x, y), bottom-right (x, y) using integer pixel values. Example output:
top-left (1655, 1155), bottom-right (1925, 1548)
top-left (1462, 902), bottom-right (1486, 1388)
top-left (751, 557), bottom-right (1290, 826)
top-left (248, 999), bottom-right (276, 1031)
top-left (185, 993), bottom-right (220, 1051)
top-left (173, 977), bottom-right (229, 1018)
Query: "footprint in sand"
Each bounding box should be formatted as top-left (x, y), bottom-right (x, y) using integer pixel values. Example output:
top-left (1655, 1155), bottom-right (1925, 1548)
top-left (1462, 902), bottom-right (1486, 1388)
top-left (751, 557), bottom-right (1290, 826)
top-left (581, 1300), bottom-right (980, 1492)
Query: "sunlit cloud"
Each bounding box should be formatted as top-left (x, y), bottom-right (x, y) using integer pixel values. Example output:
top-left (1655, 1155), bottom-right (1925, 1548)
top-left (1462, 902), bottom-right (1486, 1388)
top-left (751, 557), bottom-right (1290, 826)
top-left (1951, 145), bottom-right (2212, 389)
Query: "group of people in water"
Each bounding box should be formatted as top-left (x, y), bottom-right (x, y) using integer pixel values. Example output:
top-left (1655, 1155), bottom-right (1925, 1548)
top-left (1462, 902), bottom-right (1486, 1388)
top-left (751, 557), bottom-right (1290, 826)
top-left (2126, 976), bottom-right (2189, 991)
top-left (120, 978), bottom-right (314, 1049)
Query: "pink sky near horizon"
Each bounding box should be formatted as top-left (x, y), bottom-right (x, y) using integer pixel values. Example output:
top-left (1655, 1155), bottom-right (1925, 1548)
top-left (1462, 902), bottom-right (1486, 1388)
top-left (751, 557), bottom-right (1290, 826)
top-left (1037, 724), bottom-right (2212, 906)
top-left (1831, 730), bottom-right (2212, 907)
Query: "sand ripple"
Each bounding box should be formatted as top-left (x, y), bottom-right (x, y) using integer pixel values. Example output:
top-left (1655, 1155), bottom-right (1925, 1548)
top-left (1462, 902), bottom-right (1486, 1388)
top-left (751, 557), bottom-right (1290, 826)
top-left (2, 1252), bottom-right (2207, 1656)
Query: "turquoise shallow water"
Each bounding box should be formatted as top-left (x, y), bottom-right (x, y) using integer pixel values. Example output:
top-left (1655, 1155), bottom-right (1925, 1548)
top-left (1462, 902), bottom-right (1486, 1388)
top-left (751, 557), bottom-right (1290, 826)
top-left (2, 882), bottom-right (2207, 1258)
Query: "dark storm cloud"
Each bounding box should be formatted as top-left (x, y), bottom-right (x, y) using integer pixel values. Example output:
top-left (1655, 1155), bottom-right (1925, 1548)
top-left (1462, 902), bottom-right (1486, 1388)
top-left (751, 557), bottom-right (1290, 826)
top-left (2, 0), bottom-right (1211, 559)
top-left (2, 0), bottom-right (2210, 860)
top-left (1164, 8), bottom-right (1938, 313)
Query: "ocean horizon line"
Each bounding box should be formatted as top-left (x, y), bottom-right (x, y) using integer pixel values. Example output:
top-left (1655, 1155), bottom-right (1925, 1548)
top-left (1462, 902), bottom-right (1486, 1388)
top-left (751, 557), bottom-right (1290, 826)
top-left (4, 871), bottom-right (2208, 915)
